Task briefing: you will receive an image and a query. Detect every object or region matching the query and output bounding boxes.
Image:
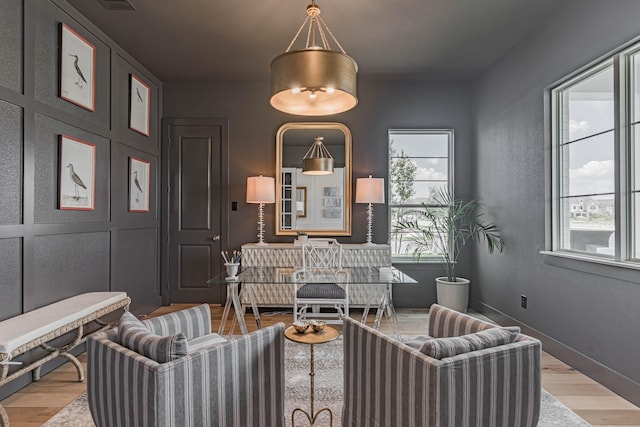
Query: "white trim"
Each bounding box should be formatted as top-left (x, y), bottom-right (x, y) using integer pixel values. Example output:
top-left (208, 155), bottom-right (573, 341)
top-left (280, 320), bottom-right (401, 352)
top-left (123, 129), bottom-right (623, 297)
top-left (540, 250), bottom-right (640, 271)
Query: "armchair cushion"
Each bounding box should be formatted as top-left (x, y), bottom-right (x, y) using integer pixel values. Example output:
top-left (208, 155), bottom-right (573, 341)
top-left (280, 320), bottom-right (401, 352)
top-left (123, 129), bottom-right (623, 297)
top-left (118, 311), bottom-right (188, 363)
top-left (187, 333), bottom-right (227, 353)
top-left (420, 326), bottom-right (520, 359)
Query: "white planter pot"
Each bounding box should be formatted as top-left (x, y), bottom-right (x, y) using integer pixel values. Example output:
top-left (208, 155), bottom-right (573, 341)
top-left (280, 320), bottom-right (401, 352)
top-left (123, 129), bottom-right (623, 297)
top-left (435, 277), bottom-right (470, 313)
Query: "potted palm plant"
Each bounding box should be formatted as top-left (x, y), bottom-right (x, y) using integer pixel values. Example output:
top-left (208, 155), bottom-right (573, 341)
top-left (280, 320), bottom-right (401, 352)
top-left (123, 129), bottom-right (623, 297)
top-left (394, 189), bottom-right (504, 312)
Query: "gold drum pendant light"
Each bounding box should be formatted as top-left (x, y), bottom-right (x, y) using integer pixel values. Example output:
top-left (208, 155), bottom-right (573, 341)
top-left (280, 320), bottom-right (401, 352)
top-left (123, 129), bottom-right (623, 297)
top-left (270, 1), bottom-right (358, 116)
top-left (302, 136), bottom-right (334, 175)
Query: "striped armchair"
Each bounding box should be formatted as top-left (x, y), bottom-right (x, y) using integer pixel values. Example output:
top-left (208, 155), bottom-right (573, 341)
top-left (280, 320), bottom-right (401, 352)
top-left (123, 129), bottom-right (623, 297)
top-left (342, 304), bottom-right (541, 427)
top-left (87, 304), bottom-right (285, 427)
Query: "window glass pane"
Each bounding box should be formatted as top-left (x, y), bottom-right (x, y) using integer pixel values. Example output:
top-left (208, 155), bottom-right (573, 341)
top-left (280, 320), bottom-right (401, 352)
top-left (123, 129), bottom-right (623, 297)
top-left (390, 207), bottom-right (446, 257)
top-left (555, 63), bottom-right (616, 255)
top-left (389, 133), bottom-right (448, 157)
top-left (390, 181), bottom-right (448, 205)
top-left (633, 53), bottom-right (640, 123)
top-left (412, 158), bottom-right (448, 178)
top-left (563, 66), bottom-right (614, 142)
top-left (561, 131), bottom-right (614, 196)
top-left (389, 130), bottom-right (452, 259)
top-left (634, 125), bottom-right (640, 190)
top-left (634, 192), bottom-right (640, 258)
top-left (560, 195), bottom-right (615, 254)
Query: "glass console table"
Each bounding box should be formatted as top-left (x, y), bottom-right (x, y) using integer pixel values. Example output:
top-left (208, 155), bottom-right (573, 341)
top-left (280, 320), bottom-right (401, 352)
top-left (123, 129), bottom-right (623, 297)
top-left (208, 266), bottom-right (417, 337)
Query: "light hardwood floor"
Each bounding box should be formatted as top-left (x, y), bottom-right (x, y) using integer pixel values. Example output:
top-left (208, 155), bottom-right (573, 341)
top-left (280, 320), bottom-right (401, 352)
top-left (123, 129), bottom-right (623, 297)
top-left (2, 305), bottom-right (639, 426)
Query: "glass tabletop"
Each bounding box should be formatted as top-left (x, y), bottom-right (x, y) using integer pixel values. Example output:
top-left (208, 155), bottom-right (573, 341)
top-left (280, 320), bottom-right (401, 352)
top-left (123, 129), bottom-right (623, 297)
top-left (208, 266), bottom-right (417, 286)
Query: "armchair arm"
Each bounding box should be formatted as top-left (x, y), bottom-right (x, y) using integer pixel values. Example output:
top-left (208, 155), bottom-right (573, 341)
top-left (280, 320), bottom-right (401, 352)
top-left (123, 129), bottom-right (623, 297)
top-left (143, 303), bottom-right (212, 339)
top-left (342, 316), bottom-right (440, 427)
top-left (87, 331), bottom-right (162, 427)
top-left (158, 322), bottom-right (286, 427)
top-left (437, 339), bottom-right (542, 427)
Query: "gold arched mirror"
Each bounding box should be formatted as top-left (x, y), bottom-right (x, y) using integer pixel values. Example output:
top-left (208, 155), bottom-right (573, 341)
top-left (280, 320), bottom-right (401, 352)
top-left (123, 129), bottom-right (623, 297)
top-left (276, 122), bottom-right (351, 236)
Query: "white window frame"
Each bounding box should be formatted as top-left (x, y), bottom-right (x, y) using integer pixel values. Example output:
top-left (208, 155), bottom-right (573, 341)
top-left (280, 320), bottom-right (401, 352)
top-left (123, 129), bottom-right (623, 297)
top-left (388, 129), bottom-right (454, 262)
top-left (549, 40), bottom-right (640, 267)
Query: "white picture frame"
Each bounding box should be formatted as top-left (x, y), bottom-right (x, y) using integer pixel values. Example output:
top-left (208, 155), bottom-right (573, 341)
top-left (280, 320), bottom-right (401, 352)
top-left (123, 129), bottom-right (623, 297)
top-left (60, 23), bottom-right (95, 111)
top-left (129, 74), bottom-right (151, 136)
top-left (59, 135), bottom-right (96, 210)
top-left (129, 157), bottom-right (150, 212)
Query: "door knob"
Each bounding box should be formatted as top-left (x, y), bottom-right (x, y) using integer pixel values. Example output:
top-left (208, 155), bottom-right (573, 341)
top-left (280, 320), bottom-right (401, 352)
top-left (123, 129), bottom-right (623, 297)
top-left (212, 235), bottom-right (221, 241)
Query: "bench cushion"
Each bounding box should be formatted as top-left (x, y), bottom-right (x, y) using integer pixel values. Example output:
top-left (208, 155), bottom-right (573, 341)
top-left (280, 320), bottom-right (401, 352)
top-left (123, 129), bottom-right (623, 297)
top-left (0, 292), bottom-right (128, 355)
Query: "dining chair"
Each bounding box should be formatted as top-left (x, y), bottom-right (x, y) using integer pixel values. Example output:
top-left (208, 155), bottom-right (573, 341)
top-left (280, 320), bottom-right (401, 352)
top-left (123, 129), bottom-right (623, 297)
top-left (292, 238), bottom-right (348, 324)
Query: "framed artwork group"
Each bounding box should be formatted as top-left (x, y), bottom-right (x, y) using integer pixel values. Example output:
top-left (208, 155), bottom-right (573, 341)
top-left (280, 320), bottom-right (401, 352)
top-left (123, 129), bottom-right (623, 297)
top-left (59, 23), bottom-right (152, 136)
top-left (57, 22), bottom-right (153, 214)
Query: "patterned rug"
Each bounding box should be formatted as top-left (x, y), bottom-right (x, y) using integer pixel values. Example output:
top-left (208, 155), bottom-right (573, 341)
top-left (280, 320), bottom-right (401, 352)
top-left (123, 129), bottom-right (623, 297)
top-left (44, 337), bottom-right (591, 427)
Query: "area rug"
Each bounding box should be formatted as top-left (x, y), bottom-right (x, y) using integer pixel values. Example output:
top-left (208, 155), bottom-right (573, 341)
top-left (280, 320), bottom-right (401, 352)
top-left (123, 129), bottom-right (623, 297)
top-left (44, 337), bottom-right (591, 427)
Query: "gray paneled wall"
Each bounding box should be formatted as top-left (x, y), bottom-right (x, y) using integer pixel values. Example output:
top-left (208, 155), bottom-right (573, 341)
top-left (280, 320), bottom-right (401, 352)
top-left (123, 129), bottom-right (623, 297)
top-left (0, 0), bottom-right (162, 397)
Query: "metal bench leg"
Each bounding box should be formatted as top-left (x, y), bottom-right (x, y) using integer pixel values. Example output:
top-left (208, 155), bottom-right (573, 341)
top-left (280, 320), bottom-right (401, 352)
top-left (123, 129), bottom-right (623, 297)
top-left (35, 325), bottom-right (85, 382)
top-left (0, 404), bottom-right (9, 427)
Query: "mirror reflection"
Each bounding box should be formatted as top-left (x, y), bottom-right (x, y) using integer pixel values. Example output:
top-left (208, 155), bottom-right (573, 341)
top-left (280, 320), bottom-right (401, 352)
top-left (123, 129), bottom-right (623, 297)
top-left (276, 122), bottom-right (352, 236)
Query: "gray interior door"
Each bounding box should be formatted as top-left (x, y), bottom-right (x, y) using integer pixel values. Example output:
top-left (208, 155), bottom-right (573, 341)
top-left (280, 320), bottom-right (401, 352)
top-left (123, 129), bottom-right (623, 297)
top-left (166, 120), bottom-right (228, 303)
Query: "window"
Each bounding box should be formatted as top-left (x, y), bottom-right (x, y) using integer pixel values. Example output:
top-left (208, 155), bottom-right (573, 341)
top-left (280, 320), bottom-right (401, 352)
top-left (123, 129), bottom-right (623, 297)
top-left (551, 41), bottom-right (640, 262)
top-left (388, 129), bottom-right (454, 260)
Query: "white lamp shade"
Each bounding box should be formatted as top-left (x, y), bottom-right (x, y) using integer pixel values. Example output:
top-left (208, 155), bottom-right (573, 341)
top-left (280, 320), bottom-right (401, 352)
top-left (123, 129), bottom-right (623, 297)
top-left (246, 176), bottom-right (275, 204)
top-left (355, 176), bottom-right (385, 204)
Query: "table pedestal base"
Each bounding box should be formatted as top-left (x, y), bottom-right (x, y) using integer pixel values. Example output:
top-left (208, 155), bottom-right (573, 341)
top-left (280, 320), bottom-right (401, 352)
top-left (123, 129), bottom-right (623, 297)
top-left (288, 338), bottom-right (334, 426)
top-left (292, 407), bottom-right (332, 427)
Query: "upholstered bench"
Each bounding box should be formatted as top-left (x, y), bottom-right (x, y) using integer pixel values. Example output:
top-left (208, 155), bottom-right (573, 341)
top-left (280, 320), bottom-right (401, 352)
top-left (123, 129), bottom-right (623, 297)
top-left (0, 292), bottom-right (130, 427)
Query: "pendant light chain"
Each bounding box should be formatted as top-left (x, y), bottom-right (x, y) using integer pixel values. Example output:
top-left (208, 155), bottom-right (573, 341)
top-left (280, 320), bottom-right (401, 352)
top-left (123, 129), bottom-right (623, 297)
top-left (284, 2), bottom-right (347, 54)
top-left (317, 16), bottom-right (346, 54)
top-left (286, 15), bottom-right (311, 52)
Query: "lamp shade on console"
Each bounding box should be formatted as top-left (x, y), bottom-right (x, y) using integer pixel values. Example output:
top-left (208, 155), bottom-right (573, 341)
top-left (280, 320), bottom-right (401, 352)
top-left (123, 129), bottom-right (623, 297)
top-left (246, 175), bottom-right (275, 245)
top-left (356, 175), bottom-right (385, 245)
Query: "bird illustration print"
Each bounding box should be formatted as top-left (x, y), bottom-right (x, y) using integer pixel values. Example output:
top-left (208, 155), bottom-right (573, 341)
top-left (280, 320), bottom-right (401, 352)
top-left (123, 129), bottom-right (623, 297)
top-left (133, 170), bottom-right (143, 203)
top-left (66, 163), bottom-right (87, 199)
top-left (136, 87), bottom-right (144, 103)
top-left (68, 54), bottom-right (87, 87)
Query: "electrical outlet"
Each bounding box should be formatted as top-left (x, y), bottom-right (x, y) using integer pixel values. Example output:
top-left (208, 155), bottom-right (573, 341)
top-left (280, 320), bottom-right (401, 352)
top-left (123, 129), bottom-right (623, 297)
top-left (520, 295), bottom-right (527, 309)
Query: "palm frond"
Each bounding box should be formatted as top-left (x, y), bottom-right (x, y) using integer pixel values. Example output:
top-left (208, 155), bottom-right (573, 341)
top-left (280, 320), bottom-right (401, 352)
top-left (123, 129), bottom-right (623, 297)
top-left (392, 188), bottom-right (504, 281)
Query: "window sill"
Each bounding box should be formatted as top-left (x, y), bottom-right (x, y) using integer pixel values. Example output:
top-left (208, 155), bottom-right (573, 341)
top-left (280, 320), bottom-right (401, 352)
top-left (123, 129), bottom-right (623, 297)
top-left (540, 250), bottom-right (640, 284)
top-left (392, 256), bottom-right (446, 265)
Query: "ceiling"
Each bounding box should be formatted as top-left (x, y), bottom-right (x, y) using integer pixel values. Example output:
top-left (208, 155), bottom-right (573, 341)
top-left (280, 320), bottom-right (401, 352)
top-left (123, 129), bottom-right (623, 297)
top-left (66, 0), bottom-right (558, 83)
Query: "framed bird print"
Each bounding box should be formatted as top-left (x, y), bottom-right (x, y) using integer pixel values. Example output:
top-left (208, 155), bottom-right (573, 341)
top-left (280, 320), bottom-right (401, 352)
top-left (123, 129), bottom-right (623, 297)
top-left (60, 23), bottom-right (96, 111)
top-left (129, 74), bottom-right (150, 136)
top-left (59, 135), bottom-right (96, 210)
top-left (129, 157), bottom-right (150, 212)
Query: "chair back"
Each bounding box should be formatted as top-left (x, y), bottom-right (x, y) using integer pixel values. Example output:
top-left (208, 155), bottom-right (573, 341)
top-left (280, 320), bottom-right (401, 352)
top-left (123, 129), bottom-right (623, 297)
top-left (301, 238), bottom-right (342, 270)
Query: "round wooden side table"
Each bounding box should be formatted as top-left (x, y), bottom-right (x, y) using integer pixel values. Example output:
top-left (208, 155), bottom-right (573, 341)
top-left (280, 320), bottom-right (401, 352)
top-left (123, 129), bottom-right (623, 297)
top-left (284, 325), bottom-right (340, 427)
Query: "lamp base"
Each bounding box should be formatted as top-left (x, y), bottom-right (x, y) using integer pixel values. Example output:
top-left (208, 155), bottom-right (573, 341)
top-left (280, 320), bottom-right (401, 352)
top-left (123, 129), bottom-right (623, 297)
top-left (254, 241), bottom-right (269, 246)
top-left (362, 242), bottom-right (377, 246)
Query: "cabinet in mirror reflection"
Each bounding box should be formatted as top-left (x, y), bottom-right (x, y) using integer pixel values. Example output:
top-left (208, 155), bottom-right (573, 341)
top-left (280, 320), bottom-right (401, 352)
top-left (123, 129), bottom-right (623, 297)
top-left (276, 122), bottom-right (351, 236)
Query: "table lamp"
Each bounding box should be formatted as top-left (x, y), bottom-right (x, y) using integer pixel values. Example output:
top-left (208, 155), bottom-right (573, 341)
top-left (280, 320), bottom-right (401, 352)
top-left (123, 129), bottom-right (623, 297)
top-left (246, 175), bottom-right (275, 245)
top-left (355, 175), bottom-right (385, 245)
